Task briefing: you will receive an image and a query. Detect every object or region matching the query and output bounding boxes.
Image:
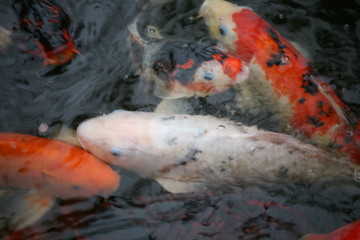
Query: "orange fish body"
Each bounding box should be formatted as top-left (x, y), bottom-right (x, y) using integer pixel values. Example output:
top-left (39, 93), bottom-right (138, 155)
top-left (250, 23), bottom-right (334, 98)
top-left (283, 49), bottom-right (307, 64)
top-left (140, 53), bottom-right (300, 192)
top-left (200, 0), bottom-right (360, 163)
top-left (0, 132), bottom-right (120, 198)
top-left (302, 220), bottom-right (360, 240)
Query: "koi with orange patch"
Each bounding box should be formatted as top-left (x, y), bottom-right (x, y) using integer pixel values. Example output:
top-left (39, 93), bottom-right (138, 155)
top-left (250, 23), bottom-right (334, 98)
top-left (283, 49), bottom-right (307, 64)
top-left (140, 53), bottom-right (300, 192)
top-left (0, 132), bottom-right (120, 230)
top-left (148, 40), bottom-right (250, 99)
top-left (12, 0), bottom-right (79, 65)
top-left (128, 18), bottom-right (250, 99)
top-left (200, 0), bottom-right (360, 163)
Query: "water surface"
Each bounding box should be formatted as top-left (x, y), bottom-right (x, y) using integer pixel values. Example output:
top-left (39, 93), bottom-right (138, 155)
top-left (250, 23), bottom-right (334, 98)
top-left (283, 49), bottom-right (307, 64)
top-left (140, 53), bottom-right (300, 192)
top-left (0, 0), bottom-right (359, 239)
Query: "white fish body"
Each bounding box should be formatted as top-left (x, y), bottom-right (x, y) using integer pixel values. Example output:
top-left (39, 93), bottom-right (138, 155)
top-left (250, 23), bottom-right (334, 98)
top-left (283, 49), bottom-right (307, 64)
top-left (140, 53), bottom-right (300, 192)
top-left (77, 111), bottom-right (354, 193)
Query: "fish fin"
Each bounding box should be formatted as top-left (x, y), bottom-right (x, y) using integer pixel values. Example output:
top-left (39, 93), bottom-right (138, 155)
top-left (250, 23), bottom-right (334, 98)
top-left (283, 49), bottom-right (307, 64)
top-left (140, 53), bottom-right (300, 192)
top-left (289, 41), bottom-right (310, 59)
top-left (316, 83), bottom-right (354, 128)
top-left (155, 178), bottom-right (202, 193)
top-left (51, 124), bottom-right (81, 147)
top-left (0, 26), bottom-right (12, 50)
top-left (0, 189), bottom-right (54, 231)
top-left (155, 99), bottom-right (194, 114)
top-left (153, 81), bottom-right (194, 99)
top-left (246, 132), bottom-right (327, 154)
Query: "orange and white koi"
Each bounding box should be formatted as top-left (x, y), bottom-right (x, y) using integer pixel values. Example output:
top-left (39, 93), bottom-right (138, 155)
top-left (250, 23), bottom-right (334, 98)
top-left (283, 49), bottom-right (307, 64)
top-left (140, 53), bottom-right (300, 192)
top-left (128, 19), bottom-right (250, 99)
top-left (77, 110), bottom-right (356, 193)
top-left (147, 40), bottom-right (250, 98)
top-left (0, 132), bottom-right (120, 230)
top-left (199, 0), bottom-right (360, 163)
top-left (13, 0), bottom-right (79, 65)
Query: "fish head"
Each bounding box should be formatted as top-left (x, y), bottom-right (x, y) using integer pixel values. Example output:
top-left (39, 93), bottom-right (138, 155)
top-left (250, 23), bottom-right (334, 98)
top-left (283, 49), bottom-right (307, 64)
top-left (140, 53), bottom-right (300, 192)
top-left (199, 0), bottom-right (254, 58)
top-left (199, 0), bottom-right (241, 52)
top-left (148, 40), bottom-right (250, 99)
top-left (77, 111), bottom-right (166, 178)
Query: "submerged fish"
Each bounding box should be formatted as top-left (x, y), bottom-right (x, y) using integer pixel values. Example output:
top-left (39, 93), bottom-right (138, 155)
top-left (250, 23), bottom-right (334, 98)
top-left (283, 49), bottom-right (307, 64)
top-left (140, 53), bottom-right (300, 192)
top-left (199, 0), bottom-right (360, 163)
top-left (0, 26), bottom-right (12, 50)
top-left (12, 0), bottom-right (79, 65)
top-left (0, 133), bottom-right (120, 230)
top-left (77, 110), bottom-right (356, 194)
top-left (301, 220), bottom-right (360, 240)
top-left (128, 18), bottom-right (250, 99)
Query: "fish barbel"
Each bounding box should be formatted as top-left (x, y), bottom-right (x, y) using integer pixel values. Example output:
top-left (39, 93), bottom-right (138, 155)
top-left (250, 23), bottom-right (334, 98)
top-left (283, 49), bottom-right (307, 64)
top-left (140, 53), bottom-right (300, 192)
top-left (77, 110), bottom-right (356, 193)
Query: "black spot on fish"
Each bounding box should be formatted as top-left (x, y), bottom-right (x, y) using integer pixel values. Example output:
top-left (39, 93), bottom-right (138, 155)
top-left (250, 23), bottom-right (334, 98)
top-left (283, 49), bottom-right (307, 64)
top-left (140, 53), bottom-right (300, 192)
top-left (267, 27), bottom-right (287, 49)
top-left (161, 116), bottom-right (175, 121)
top-left (228, 156), bottom-right (234, 161)
top-left (319, 110), bottom-right (330, 117)
top-left (221, 168), bottom-right (226, 172)
top-left (71, 185), bottom-right (82, 190)
top-left (266, 51), bottom-right (290, 67)
top-left (298, 98), bottom-right (306, 104)
top-left (301, 73), bottom-right (319, 96)
top-left (317, 101), bottom-right (324, 109)
top-left (181, 149), bottom-right (202, 163)
top-left (166, 137), bottom-right (178, 146)
top-left (288, 148), bottom-right (299, 154)
top-left (276, 166), bottom-right (289, 179)
top-left (307, 116), bottom-right (324, 127)
top-left (328, 142), bottom-right (344, 150)
top-left (178, 160), bottom-right (188, 166)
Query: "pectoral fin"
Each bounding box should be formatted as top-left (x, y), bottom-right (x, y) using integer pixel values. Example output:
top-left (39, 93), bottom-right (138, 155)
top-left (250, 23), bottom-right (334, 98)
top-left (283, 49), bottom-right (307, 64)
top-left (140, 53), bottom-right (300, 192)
top-left (51, 124), bottom-right (81, 147)
top-left (155, 98), bottom-right (194, 114)
top-left (0, 189), bottom-right (54, 231)
top-left (155, 178), bottom-right (203, 193)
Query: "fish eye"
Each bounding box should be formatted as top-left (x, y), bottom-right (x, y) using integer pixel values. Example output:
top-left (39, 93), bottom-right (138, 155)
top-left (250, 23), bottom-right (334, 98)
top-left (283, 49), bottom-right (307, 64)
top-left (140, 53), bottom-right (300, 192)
top-left (110, 147), bottom-right (122, 157)
top-left (146, 25), bottom-right (162, 39)
top-left (204, 72), bottom-right (214, 81)
top-left (147, 26), bottom-right (157, 33)
top-left (219, 25), bottom-right (228, 36)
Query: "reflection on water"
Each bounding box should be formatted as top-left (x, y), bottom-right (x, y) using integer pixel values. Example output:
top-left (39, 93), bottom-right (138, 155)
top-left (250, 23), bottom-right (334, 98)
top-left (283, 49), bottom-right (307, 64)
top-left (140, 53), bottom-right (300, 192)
top-left (0, 0), bottom-right (359, 239)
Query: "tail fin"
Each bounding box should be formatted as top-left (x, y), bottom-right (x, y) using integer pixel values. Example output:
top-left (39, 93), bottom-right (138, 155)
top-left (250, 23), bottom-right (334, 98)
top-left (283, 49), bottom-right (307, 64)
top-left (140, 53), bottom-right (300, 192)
top-left (0, 189), bottom-right (53, 231)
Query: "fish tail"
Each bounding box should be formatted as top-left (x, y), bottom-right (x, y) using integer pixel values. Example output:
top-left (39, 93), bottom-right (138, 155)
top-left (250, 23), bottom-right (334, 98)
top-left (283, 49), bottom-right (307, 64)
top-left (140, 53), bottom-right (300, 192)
top-left (0, 190), bottom-right (54, 231)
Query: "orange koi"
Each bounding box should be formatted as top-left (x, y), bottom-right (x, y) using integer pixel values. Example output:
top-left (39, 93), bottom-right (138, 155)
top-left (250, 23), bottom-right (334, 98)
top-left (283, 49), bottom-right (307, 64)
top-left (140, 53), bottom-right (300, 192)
top-left (0, 132), bottom-right (120, 230)
top-left (302, 220), bottom-right (360, 240)
top-left (13, 0), bottom-right (79, 65)
top-left (200, 0), bottom-right (360, 163)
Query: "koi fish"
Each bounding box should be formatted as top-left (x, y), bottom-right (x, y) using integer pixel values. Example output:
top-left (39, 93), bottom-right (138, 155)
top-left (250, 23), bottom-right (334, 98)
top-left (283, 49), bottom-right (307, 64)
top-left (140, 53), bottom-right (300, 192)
top-left (301, 220), bottom-right (360, 240)
top-left (0, 26), bottom-right (12, 50)
top-left (128, 19), bottom-right (250, 99)
top-left (77, 110), bottom-right (356, 194)
top-left (199, 0), bottom-right (360, 163)
top-left (12, 0), bottom-right (79, 65)
top-left (0, 133), bottom-right (120, 230)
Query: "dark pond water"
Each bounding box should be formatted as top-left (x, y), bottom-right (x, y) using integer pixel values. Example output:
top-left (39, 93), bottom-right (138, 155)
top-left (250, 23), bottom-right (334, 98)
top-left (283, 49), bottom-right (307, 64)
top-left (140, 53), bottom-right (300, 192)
top-left (0, 0), bottom-right (360, 239)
